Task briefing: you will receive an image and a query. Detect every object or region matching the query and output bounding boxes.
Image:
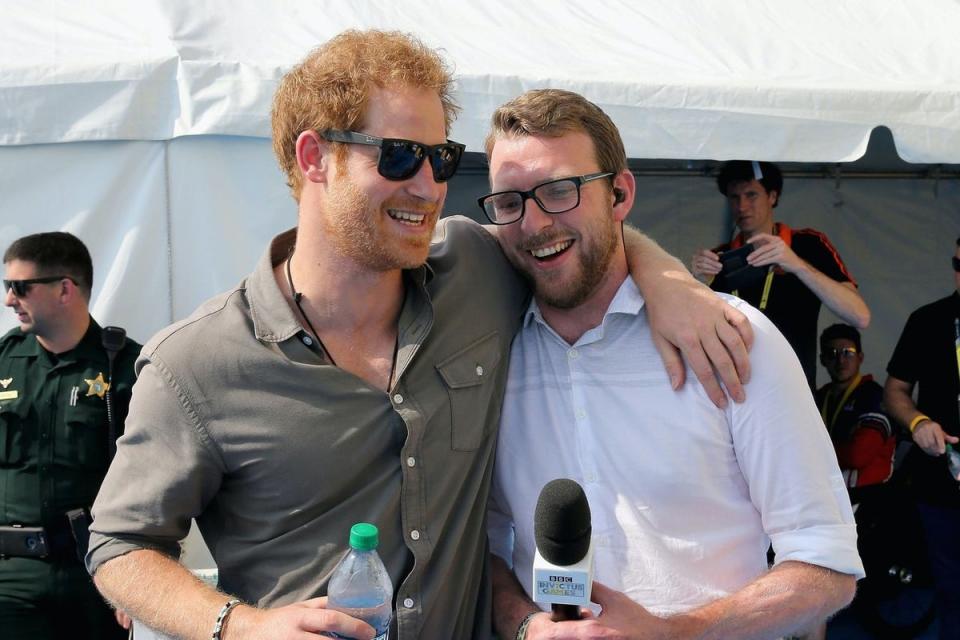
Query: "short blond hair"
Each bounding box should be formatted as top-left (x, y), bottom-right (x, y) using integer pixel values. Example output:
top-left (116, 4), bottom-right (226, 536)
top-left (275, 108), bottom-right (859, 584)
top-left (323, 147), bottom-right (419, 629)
top-left (484, 89), bottom-right (627, 175)
top-left (271, 29), bottom-right (459, 200)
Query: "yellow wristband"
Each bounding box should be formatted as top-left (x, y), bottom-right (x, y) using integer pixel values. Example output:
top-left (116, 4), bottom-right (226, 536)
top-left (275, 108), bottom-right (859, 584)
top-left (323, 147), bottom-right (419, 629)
top-left (909, 415), bottom-right (931, 433)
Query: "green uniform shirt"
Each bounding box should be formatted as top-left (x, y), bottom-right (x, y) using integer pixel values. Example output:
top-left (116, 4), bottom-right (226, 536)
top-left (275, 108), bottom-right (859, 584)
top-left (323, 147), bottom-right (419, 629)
top-left (0, 319), bottom-right (140, 529)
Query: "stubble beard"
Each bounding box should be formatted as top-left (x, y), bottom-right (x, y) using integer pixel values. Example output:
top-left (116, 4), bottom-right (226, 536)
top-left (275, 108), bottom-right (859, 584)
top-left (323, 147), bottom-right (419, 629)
top-left (324, 178), bottom-right (435, 272)
top-left (515, 211), bottom-right (619, 310)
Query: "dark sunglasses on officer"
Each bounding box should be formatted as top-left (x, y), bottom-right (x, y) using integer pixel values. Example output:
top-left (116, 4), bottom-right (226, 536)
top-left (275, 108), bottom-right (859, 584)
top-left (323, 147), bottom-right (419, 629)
top-left (3, 275), bottom-right (76, 298)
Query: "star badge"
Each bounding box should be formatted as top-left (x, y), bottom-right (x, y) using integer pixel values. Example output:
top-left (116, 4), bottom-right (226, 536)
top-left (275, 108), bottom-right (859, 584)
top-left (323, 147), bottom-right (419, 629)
top-left (0, 378), bottom-right (11, 389)
top-left (84, 372), bottom-right (110, 398)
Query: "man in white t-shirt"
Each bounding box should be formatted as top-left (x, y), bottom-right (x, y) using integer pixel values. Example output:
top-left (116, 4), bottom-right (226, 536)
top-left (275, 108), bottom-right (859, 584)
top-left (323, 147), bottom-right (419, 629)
top-left (483, 89), bottom-right (863, 640)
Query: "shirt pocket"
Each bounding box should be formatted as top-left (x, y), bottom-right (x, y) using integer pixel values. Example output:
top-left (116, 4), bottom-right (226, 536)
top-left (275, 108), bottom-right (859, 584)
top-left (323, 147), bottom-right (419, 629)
top-left (61, 400), bottom-right (109, 471)
top-left (436, 331), bottom-right (502, 452)
top-left (0, 396), bottom-right (30, 464)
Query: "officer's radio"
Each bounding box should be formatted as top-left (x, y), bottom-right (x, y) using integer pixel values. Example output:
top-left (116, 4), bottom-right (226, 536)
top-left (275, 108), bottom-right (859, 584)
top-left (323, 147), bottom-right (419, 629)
top-left (101, 326), bottom-right (127, 461)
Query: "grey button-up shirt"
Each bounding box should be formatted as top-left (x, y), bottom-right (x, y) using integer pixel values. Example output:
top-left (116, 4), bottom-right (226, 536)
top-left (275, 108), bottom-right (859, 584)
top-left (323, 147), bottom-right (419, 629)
top-left (87, 216), bottom-right (527, 639)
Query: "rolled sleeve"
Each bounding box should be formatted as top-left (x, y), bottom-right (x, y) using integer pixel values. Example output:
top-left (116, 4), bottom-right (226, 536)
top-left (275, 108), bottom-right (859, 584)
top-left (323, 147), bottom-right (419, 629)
top-left (730, 301), bottom-right (865, 580)
top-left (86, 355), bottom-right (224, 575)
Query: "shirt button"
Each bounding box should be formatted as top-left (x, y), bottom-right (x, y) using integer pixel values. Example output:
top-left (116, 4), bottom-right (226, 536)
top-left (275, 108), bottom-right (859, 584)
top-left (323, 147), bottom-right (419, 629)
top-left (568, 349), bottom-right (579, 359)
top-left (410, 530), bottom-right (421, 541)
top-left (403, 598), bottom-right (415, 609)
top-left (302, 335), bottom-right (313, 346)
top-left (476, 365), bottom-right (484, 377)
top-left (406, 457), bottom-right (416, 467)
top-left (585, 472), bottom-right (598, 483)
top-left (393, 393), bottom-right (404, 404)
top-left (576, 409), bottom-right (586, 420)
top-left (41, 432), bottom-right (49, 439)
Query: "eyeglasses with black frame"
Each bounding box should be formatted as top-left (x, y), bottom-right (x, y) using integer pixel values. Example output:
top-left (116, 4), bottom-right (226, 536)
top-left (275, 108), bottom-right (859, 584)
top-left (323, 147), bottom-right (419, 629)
top-left (820, 346), bottom-right (859, 362)
top-left (477, 172), bottom-right (615, 225)
top-left (4, 276), bottom-right (76, 298)
top-left (321, 130), bottom-right (466, 183)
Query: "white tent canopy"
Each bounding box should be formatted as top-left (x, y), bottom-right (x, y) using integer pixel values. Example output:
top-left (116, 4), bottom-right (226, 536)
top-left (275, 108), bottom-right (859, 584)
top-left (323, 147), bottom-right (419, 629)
top-left (4, 0), bottom-right (960, 161)
top-left (1, 1), bottom-right (958, 387)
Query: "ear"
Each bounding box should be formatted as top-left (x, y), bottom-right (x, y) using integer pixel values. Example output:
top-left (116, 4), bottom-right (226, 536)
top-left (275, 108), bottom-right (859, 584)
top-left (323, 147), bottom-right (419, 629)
top-left (295, 130), bottom-right (332, 185)
top-left (611, 170), bottom-right (636, 222)
top-left (768, 189), bottom-right (779, 207)
top-left (58, 277), bottom-right (77, 305)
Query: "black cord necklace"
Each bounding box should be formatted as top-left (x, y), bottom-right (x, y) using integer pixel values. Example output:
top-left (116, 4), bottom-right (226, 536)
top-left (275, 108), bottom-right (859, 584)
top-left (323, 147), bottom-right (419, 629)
top-left (284, 255), bottom-right (398, 391)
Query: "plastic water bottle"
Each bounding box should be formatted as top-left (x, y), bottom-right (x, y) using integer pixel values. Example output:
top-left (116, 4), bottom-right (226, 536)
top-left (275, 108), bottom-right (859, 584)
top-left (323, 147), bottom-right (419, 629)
top-left (327, 522), bottom-right (393, 640)
top-left (946, 444), bottom-right (960, 482)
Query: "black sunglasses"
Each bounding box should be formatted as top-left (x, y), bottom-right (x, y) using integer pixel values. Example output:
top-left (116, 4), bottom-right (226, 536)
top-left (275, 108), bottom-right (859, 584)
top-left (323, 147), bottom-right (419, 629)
top-left (4, 275), bottom-right (76, 297)
top-left (477, 172), bottom-right (614, 225)
top-left (321, 130), bottom-right (465, 183)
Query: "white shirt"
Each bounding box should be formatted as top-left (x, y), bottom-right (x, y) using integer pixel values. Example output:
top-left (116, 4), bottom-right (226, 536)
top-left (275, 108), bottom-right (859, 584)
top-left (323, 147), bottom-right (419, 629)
top-left (488, 278), bottom-right (864, 616)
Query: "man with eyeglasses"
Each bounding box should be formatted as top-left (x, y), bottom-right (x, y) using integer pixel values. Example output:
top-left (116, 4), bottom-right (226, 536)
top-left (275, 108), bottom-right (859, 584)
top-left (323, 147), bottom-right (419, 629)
top-left (815, 324), bottom-right (894, 493)
top-left (483, 89), bottom-right (862, 640)
top-left (85, 31), bottom-right (754, 640)
top-left (884, 236), bottom-right (960, 637)
top-left (692, 161), bottom-right (871, 389)
top-left (1, 231), bottom-right (139, 639)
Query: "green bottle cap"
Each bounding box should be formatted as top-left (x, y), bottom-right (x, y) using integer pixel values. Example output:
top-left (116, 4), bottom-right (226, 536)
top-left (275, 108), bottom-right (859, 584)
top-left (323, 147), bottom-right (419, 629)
top-left (349, 522), bottom-right (379, 551)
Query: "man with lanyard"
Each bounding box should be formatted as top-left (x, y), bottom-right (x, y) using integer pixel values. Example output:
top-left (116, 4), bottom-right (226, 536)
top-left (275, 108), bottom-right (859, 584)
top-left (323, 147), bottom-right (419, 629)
top-left (692, 160), bottom-right (871, 388)
top-left (86, 31), bottom-right (753, 640)
top-left (885, 236), bottom-right (960, 638)
top-left (0, 231), bottom-right (139, 639)
top-left (815, 323), bottom-right (894, 496)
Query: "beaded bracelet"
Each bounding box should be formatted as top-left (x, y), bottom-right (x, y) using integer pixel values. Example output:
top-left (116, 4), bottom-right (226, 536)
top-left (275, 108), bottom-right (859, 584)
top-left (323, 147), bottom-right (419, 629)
top-left (515, 611), bottom-right (538, 640)
top-left (211, 599), bottom-right (242, 640)
top-left (909, 414), bottom-right (931, 433)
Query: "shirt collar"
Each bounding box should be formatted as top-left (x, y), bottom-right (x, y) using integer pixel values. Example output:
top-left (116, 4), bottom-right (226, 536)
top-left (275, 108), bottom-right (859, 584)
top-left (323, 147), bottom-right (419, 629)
top-left (6, 316), bottom-right (106, 365)
top-left (522, 276), bottom-right (645, 330)
top-left (247, 227), bottom-right (431, 343)
top-left (68, 317), bottom-right (109, 365)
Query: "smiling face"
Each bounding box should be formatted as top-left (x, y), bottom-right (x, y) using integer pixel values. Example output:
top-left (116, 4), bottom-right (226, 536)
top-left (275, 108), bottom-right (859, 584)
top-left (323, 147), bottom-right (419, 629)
top-left (321, 85), bottom-right (448, 271)
top-left (488, 131), bottom-right (626, 311)
top-left (726, 179), bottom-right (777, 238)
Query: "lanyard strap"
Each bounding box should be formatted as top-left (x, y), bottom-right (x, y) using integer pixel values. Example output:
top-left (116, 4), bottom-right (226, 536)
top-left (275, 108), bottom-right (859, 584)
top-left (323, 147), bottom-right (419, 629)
top-left (732, 266), bottom-right (776, 310)
top-left (820, 373), bottom-right (863, 431)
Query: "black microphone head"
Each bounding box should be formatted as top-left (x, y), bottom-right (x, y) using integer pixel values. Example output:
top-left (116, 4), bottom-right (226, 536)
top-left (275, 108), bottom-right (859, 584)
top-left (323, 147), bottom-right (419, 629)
top-left (534, 478), bottom-right (591, 566)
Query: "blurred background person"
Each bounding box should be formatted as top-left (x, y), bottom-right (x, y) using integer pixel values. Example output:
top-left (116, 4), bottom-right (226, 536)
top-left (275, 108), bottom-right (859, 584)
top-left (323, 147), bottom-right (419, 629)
top-left (816, 323), bottom-right (894, 496)
top-left (884, 236), bottom-right (960, 640)
top-left (692, 160), bottom-right (870, 388)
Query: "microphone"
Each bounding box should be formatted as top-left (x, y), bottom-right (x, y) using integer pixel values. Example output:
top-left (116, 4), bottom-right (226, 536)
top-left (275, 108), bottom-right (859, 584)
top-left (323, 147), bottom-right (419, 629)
top-left (532, 478), bottom-right (594, 621)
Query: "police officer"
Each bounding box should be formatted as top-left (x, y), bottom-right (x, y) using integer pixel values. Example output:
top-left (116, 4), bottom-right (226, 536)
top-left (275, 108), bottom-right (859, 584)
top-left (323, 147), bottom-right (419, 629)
top-left (0, 232), bottom-right (139, 639)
